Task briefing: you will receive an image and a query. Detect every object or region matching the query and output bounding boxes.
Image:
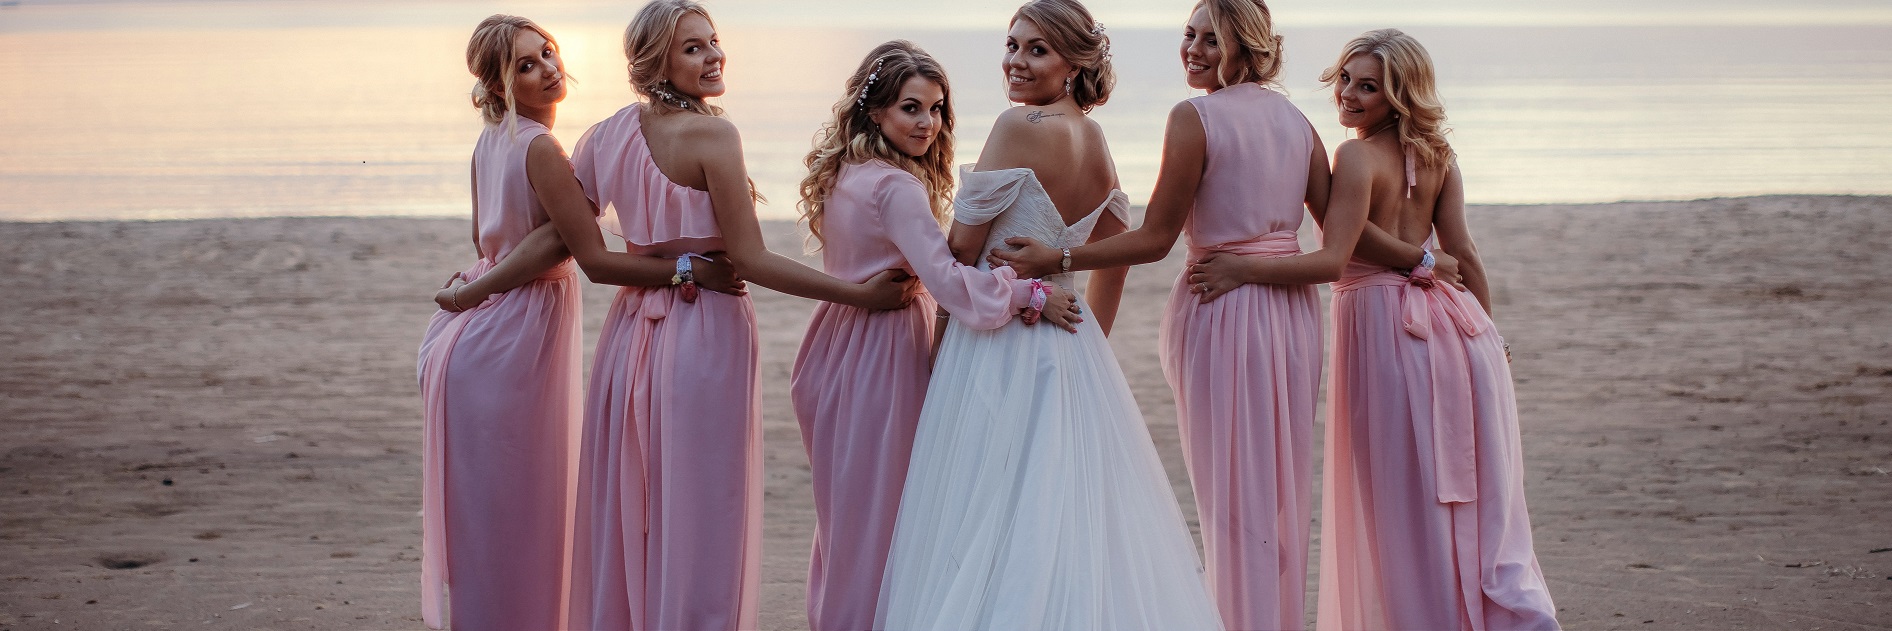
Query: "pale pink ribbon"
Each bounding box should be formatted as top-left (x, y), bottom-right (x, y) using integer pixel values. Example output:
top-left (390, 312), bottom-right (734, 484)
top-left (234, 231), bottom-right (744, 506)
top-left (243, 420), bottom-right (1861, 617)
top-left (420, 258), bottom-right (577, 629)
top-left (1332, 265), bottom-right (1490, 504)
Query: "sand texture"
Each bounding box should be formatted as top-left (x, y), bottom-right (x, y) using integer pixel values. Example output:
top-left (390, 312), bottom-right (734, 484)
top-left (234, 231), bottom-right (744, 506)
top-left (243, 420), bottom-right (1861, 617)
top-left (2, 195), bottom-right (1889, 629)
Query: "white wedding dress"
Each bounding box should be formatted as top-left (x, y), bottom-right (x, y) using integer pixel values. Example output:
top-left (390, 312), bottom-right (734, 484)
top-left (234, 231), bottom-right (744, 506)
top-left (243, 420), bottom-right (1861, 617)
top-left (873, 166), bottom-right (1225, 630)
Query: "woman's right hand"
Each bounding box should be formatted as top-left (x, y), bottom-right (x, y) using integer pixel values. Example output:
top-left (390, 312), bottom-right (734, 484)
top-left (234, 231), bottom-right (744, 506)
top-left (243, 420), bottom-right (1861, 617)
top-left (857, 269), bottom-right (920, 310)
top-left (1031, 283), bottom-right (1083, 333)
top-left (692, 252), bottom-right (748, 296)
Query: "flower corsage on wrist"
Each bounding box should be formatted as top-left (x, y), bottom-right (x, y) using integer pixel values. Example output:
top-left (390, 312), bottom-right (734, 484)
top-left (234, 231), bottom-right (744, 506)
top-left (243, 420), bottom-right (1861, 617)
top-left (1021, 279), bottom-right (1050, 325)
top-left (1408, 250), bottom-right (1437, 288)
top-left (672, 253), bottom-right (709, 303)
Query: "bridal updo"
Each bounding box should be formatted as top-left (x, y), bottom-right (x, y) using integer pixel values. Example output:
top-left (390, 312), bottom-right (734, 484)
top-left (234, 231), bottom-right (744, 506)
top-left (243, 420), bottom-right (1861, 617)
top-left (1011, 0), bottom-right (1115, 112)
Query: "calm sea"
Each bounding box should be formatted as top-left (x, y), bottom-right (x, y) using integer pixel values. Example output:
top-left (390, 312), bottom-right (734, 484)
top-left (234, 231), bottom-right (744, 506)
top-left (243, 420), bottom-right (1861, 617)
top-left (3, 0), bottom-right (1891, 221)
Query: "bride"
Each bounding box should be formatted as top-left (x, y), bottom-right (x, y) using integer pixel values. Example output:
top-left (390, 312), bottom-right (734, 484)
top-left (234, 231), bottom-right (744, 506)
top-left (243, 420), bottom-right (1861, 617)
top-left (874, 1), bottom-right (1224, 629)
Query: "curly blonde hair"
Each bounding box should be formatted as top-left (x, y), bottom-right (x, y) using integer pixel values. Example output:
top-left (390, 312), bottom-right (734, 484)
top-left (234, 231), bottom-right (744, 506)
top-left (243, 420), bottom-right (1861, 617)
top-left (1320, 28), bottom-right (1453, 169)
top-left (466, 14), bottom-right (561, 125)
top-left (797, 41), bottom-right (957, 249)
top-left (1012, 0), bottom-right (1115, 112)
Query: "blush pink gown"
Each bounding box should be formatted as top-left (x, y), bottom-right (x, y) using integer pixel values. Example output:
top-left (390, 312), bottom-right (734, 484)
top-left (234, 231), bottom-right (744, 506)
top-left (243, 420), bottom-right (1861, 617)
top-left (416, 116), bottom-right (582, 631)
top-left (564, 104), bottom-right (762, 630)
top-left (1318, 257), bottom-right (1560, 630)
top-left (1156, 83), bottom-right (1322, 631)
top-left (789, 160), bottom-right (1032, 631)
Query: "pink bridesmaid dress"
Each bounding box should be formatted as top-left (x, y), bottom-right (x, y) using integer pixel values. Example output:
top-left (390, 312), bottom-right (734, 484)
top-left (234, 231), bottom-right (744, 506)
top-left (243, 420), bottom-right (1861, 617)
top-left (564, 104), bottom-right (762, 630)
top-left (416, 115), bottom-right (583, 631)
top-left (1318, 256), bottom-right (1559, 628)
top-left (1156, 83), bottom-right (1323, 631)
top-left (789, 160), bottom-right (1031, 631)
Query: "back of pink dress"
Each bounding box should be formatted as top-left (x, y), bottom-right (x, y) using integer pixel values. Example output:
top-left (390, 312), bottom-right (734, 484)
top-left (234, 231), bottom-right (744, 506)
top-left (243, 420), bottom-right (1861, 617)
top-left (1155, 83), bottom-right (1323, 631)
top-left (416, 116), bottom-right (582, 630)
top-left (1318, 233), bottom-right (1559, 625)
top-left (564, 104), bottom-right (762, 630)
top-left (789, 160), bottom-right (1029, 631)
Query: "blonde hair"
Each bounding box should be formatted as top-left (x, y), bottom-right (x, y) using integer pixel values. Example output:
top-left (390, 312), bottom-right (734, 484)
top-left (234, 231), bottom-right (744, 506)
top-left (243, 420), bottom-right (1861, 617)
top-left (1011, 0), bottom-right (1115, 112)
top-left (624, 0), bottom-right (723, 116)
top-left (623, 0), bottom-right (763, 202)
top-left (1319, 28), bottom-right (1453, 169)
top-left (1196, 0), bottom-right (1284, 88)
top-left (797, 41), bottom-right (957, 249)
top-left (466, 14), bottom-right (561, 125)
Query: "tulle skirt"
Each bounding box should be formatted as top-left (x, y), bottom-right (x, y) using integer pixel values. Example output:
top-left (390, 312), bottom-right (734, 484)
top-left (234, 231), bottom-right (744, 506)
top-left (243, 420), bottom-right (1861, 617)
top-left (875, 301), bottom-right (1225, 631)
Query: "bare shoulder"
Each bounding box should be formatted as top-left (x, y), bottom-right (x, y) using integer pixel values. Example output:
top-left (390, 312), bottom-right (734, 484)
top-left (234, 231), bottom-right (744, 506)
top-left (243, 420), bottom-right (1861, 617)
top-left (674, 113), bottom-right (741, 147)
top-left (525, 133), bottom-right (569, 169)
top-left (1330, 138), bottom-right (1385, 181)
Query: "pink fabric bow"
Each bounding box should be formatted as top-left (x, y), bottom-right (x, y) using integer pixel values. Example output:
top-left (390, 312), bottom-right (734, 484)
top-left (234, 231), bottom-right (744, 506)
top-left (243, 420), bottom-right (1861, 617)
top-left (1333, 265), bottom-right (1491, 504)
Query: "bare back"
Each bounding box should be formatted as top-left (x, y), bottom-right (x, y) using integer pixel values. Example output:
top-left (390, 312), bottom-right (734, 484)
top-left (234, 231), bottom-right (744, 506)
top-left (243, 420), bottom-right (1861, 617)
top-left (1351, 134), bottom-right (1448, 248)
top-left (636, 104), bottom-right (721, 192)
top-left (975, 106), bottom-right (1118, 225)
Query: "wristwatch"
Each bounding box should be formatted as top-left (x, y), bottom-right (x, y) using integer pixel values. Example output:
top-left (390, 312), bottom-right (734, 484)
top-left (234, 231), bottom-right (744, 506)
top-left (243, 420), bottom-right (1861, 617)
top-left (1060, 247), bottom-right (1072, 274)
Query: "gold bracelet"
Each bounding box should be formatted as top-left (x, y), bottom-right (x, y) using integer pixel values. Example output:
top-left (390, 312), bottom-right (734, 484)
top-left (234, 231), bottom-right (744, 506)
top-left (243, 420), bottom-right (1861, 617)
top-left (450, 287), bottom-right (465, 311)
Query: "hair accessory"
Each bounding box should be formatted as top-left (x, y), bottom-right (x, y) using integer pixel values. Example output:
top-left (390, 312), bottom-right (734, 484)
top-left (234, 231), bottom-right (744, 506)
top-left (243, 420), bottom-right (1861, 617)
top-left (654, 80), bottom-right (694, 111)
top-left (855, 56), bottom-right (890, 108)
top-left (1091, 22), bottom-right (1111, 62)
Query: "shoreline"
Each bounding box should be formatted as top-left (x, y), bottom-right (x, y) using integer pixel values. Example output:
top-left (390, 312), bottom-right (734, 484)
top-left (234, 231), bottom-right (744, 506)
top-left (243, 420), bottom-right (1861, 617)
top-left (5, 193), bottom-right (1892, 225)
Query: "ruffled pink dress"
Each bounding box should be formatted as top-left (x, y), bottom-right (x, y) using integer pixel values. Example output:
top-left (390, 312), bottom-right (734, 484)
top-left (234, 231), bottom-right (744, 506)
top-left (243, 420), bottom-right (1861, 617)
top-left (564, 104), bottom-right (762, 630)
top-left (416, 116), bottom-right (582, 631)
top-left (1318, 256), bottom-right (1559, 628)
top-left (789, 160), bottom-right (1032, 631)
top-left (1156, 83), bottom-right (1322, 631)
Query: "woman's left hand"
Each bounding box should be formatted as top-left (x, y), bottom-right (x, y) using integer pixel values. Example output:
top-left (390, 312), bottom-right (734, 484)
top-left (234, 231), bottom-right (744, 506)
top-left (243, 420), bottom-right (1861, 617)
top-left (1187, 253), bottom-right (1251, 304)
top-left (435, 278), bottom-right (490, 312)
top-left (987, 237), bottom-right (1061, 279)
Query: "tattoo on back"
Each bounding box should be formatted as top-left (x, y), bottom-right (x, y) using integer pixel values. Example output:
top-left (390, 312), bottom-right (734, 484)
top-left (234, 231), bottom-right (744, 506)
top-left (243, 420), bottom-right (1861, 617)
top-left (1026, 110), bottom-right (1065, 124)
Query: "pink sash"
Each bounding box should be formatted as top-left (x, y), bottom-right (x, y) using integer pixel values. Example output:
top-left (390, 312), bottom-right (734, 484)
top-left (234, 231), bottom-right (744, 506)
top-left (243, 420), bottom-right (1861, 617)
top-left (419, 258), bottom-right (577, 629)
top-left (1186, 229), bottom-right (1302, 262)
top-left (1332, 263), bottom-right (1490, 505)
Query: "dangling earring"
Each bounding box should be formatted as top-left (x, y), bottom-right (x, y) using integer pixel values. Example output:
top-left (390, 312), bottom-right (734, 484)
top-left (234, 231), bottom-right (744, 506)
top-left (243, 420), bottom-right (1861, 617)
top-left (1064, 76), bottom-right (1073, 95)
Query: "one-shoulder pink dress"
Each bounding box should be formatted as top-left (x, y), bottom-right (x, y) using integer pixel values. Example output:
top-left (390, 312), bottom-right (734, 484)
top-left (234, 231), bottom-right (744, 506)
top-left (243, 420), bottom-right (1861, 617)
top-left (564, 104), bottom-right (762, 630)
top-left (1318, 257), bottom-right (1559, 628)
top-left (1156, 83), bottom-right (1322, 631)
top-left (416, 116), bottom-right (582, 631)
top-left (790, 160), bottom-right (1032, 631)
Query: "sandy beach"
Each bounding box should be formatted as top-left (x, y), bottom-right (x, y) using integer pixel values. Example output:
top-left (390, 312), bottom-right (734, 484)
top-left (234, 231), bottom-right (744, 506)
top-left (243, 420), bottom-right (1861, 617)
top-left (2, 195), bottom-right (1889, 630)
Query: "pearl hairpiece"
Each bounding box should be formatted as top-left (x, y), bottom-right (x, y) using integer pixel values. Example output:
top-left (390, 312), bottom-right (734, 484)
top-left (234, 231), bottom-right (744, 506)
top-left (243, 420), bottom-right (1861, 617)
top-left (855, 56), bottom-right (890, 108)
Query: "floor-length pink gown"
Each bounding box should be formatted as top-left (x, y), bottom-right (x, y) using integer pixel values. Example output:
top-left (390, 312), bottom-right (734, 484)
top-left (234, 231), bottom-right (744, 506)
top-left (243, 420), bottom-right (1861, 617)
top-left (789, 160), bottom-right (1032, 631)
top-left (564, 104), bottom-right (762, 630)
top-left (1318, 256), bottom-right (1559, 630)
top-left (1156, 83), bottom-right (1322, 631)
top-left (416, 115), bottom-right (582, 631)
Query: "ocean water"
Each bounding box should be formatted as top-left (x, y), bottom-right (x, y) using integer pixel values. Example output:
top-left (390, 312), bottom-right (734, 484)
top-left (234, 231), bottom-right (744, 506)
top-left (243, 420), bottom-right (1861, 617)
top-left (2, 0), bottom-right (1890, 221)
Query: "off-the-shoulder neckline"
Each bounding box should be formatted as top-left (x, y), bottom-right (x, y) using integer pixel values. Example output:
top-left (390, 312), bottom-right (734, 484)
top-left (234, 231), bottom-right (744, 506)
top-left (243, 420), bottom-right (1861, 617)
top-left (961, 166), bottom-right (1124, 229)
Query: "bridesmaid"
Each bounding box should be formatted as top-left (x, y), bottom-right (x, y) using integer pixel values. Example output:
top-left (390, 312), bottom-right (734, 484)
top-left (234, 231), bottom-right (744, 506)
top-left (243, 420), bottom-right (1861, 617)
top-left (554, 2), bottom-right (913, 629)
top-left (993, 1), bottom-right (1358, 627)
top-left (789, 41), bottom-right (1081, 631)
top-left (416, 15), bottom-right (723, 630)
top-left (1283, 29), bottom-right (1559, 629)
